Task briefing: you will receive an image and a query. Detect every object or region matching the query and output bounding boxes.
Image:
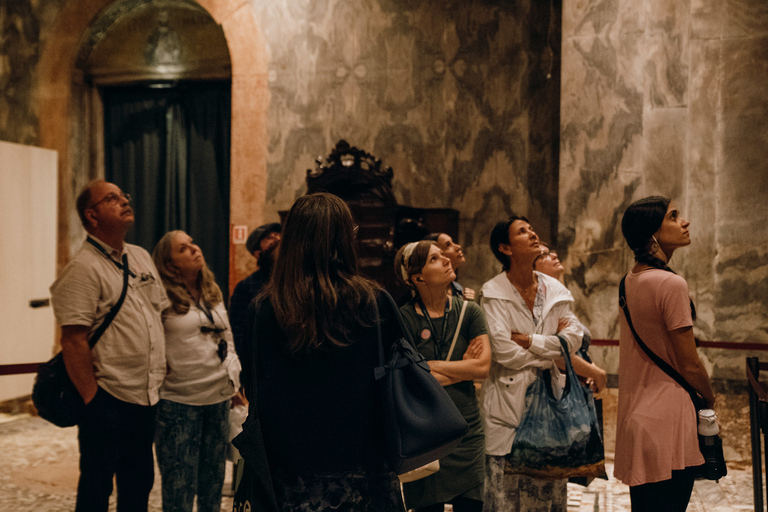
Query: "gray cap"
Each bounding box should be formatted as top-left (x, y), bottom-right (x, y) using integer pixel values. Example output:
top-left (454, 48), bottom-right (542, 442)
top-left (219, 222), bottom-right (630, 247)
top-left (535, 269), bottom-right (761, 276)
top-left (245, 222), bottom-right (281, 254)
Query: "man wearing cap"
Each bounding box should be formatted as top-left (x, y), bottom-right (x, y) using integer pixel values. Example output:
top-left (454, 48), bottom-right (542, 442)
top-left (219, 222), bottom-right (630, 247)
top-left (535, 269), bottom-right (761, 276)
top-left (50, 180), bottom-right (169, 512)
top-left (229, 222), bottom-right (281, 360)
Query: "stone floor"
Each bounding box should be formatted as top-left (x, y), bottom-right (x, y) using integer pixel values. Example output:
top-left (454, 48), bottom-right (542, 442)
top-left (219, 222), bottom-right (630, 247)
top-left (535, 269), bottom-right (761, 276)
top-left (0, 413), bottom-right (759, 512)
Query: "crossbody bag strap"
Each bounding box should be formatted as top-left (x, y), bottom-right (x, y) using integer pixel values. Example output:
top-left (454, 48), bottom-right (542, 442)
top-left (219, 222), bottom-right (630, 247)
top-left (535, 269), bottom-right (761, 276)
top-left (444, 299), bottom-right (468, 362)
top-left (88, 253), bottom-right (130, 349)
top-left (619, 275), bottom-right (705, 408)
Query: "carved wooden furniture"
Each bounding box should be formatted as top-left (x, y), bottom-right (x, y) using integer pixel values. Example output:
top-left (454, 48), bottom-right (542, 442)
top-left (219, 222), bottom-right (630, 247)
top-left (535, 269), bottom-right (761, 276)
top-left (281, 140), bottom-right (459, 301)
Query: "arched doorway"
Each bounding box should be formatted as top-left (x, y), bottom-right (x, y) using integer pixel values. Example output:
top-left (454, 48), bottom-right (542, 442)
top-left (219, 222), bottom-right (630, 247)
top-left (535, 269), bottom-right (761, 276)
top-left (80, 1), bottom-right (233, 295)
top-left (37, 0), bottom-right (269, 293)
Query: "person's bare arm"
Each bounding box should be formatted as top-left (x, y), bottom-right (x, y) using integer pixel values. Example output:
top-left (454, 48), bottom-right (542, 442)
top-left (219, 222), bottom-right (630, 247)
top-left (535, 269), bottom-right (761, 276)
top-left (428, 334), bottom-right (491, 383)
top-left (60, 325), bottom-right (99, 404)
top-left (669, 326), bottom-right (716, 407)
top-left (430, 370), bottom-right (462, 386)
top-left (555, 356), bottom-right (607, 393)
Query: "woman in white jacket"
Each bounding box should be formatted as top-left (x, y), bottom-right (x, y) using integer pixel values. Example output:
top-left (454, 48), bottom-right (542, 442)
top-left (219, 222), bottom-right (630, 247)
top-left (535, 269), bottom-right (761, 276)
top-left (480, 216), bottom-right (582, 512)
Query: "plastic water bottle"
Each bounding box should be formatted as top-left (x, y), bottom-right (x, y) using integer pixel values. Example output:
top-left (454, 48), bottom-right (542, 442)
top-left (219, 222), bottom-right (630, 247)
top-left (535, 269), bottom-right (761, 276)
top-left (698, 409), bottom-right (719, 437)
top-left (697, 409), bottom-right (724, 480)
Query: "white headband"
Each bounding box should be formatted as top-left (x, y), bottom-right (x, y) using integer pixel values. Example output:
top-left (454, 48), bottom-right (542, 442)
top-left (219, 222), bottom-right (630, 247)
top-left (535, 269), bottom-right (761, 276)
top-left (399, 242), bottom-right (419, 284)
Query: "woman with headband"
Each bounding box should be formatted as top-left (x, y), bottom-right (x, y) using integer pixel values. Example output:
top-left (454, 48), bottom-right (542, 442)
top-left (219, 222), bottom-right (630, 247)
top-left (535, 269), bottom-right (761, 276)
top-left (615, 196), bottom-right (716, 511)
top-left (394, 240), bottom-right (491, 512)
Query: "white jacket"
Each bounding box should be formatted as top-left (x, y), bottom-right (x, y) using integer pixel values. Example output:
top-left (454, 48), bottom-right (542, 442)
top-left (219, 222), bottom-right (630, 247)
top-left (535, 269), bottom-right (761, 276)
top-left (480, 271), bottom-right (583, 455)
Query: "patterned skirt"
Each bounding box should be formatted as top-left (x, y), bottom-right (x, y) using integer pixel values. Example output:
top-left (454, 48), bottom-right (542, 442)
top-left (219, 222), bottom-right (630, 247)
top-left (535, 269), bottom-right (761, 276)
top-left (482, 455), bottom-right (567, 512)
top-left (274, 467), bottom-right (405, 512)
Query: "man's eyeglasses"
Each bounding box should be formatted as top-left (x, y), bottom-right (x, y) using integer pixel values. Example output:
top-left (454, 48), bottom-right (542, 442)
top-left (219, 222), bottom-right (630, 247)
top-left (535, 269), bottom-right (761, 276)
top-left (88, 192), bottom-right (131, 209)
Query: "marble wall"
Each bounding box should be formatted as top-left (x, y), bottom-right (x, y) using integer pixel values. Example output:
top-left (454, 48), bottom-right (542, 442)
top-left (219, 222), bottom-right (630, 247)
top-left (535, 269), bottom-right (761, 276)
top-left (0, 0), bottom-right (66, 144)
top-left (7, 0), bottom-right (765, 380)
top-left (560, 0), bottom-right (768, 379)
top-left (252, 0), bottom-right (562, 290)
top-left (0, 0), bottom-right (561, 295)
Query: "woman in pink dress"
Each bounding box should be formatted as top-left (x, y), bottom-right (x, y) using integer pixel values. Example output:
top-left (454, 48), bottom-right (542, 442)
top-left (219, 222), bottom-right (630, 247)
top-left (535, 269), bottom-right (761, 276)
top-left (615, 196), bottom-right (716, 512)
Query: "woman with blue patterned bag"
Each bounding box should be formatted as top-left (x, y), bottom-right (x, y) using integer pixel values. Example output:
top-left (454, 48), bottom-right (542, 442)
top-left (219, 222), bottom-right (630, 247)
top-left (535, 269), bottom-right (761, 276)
top-left (480, 216), bottom-right (583, 512)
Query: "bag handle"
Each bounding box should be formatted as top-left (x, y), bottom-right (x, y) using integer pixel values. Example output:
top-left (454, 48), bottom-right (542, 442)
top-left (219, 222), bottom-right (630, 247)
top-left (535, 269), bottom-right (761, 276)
top-left (88, 253), bottom-right (130, 349)
top-left (375, 291), bottom-right (417, 367)
top-left (619, 275), bottom-right (707, 410)
top-left (444, 299), bottom-right (468, 361)
top-left (542, 337), bottom-right (574, 401)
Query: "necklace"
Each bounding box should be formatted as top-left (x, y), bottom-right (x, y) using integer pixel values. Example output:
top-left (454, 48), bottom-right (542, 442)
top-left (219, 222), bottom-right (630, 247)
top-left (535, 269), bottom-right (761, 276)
top-left (512, 275), bottom-right (538, 301)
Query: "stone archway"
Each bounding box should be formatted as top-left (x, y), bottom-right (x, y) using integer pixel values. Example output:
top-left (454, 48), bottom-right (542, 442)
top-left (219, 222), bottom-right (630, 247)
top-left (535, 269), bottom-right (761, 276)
top-left (37, 0), bottom-right (269, 291)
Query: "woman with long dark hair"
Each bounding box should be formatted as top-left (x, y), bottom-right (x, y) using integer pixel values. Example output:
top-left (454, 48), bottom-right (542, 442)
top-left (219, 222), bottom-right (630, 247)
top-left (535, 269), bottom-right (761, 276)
top-left (615, 196), bottom-right (716, 511)
top-left (394, 240), bottom-right (490, 512)
top-left (152, 231), bottom-right (241, 512)
top-left (244, 192), bottom-right (406, 511)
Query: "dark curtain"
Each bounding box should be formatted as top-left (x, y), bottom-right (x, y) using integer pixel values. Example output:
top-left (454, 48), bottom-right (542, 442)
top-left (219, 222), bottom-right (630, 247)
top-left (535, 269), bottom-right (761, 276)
top-left (103, 82), bottom-right (231, 296)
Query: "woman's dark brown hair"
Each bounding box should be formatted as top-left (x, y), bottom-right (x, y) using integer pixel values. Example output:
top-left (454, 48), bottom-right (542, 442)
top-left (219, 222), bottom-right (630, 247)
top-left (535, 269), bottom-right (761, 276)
top-left (264, 193), bottom-right (380, 353)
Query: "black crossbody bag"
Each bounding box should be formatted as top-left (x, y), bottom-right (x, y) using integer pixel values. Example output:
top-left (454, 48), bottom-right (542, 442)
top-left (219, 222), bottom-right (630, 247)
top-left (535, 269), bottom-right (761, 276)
top-left (619, 275), bottom-right (727, 480)
top-left (33, 253), bottom-right (130, 427)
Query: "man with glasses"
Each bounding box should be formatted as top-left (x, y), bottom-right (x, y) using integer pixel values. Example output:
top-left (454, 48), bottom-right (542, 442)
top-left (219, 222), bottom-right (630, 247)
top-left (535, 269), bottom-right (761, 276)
top-left (50, 179), bottom-right (169, 512)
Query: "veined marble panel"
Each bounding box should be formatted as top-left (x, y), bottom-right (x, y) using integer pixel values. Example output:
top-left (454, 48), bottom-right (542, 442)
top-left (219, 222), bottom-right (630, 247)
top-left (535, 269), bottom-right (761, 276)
top-left (718, 36), bottom-right (768, 246)
top-left (714, 37), bottom-right (768, 345)
top-left (0, 1), bottom-right (43, 144)
top-left (684, 39), bottom-right (721, 340)
top-left (691, 0), bottom-right (723, 40)
top-left (723, 0), bottom-right (768, 39)
top-left (640, 107), bottom-right (686, 199)
top-left (560, 34), bottom-right (643, 199)
top-left (644, 31), bottom-right (689, 108)
top-left (644, 0), bottom-right (690, 106)
top-left (562, 169), bottom-right (637, 332)
top-left (645, 0), bottom-right (690, 35)
top-left (560, 0), bottom-right (768, 381)
top-left (714, 243), bottom-right (768, 343)
top-left (563, 0), bottom-right (618, 39)
top-left (617, 0), bottom-right (645, 35)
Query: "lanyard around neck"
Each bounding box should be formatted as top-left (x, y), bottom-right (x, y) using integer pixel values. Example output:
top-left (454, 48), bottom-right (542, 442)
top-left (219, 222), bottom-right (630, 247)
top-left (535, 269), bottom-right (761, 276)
top-left (417, 296), bottom-right (451, 360)
top-left (188, 290), bottom-right (220, 330)
top-left (86, 237), bottom-right (136, 278)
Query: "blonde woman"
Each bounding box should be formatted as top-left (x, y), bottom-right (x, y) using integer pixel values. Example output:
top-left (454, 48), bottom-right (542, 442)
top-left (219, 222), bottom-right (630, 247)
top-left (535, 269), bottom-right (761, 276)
top-left (152, 231), bottom-right (241, 512)
top-left (395, 240), bottom-right (490, 512)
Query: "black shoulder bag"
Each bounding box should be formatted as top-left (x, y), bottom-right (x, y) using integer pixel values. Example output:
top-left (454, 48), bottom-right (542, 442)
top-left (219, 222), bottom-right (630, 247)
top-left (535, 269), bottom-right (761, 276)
top-left (619, 275), bottom-right (727, 480)
top-left (33, 253), bottom-right (130, 428)
top-left (374, 290), bottom-right (469, 474)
